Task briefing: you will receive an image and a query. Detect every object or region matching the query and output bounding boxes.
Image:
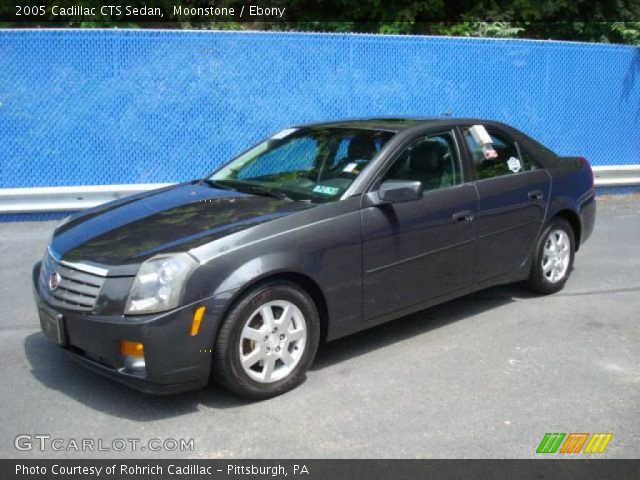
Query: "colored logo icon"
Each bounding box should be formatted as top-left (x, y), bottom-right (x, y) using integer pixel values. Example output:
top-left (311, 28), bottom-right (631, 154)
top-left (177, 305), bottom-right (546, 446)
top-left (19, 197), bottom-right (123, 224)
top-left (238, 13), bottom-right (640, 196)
top-left (537, 433), bottom-right (613, 454)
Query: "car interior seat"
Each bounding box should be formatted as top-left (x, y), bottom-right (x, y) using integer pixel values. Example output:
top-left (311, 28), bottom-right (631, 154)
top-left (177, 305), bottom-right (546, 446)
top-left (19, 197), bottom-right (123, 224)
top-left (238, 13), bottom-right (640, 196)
top-left (346, 136), bottom-right (378, 163)
top-left (403, 140), bottom-right (452, 190)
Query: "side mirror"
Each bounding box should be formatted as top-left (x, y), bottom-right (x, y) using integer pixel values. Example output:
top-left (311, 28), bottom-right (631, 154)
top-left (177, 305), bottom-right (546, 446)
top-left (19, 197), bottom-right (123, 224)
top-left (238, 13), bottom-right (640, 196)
top-left (375, 180), bottom-right (423, 204)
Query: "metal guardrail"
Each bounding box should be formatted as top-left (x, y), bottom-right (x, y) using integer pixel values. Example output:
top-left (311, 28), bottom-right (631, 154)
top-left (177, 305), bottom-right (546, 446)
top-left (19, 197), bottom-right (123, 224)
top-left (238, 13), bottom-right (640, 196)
top-left (0, 184), bottom-right (172, 213)
top-left (0, 166), bottom-right (638, 214)
top-left (592, 165), bottom-right (640, 187)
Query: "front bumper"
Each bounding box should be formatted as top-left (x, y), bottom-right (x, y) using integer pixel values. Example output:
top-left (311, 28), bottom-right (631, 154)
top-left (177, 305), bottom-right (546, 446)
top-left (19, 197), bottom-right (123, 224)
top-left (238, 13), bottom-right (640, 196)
top-left (33, 262), bottom-right (232, 395)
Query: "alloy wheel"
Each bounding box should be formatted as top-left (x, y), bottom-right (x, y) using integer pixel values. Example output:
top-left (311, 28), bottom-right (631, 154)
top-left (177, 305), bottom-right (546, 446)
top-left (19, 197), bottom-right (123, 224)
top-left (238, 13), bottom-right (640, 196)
top-left (542, 229), bottom-right (571, 283)
top-left (238, 300), bottom-right (307, 383)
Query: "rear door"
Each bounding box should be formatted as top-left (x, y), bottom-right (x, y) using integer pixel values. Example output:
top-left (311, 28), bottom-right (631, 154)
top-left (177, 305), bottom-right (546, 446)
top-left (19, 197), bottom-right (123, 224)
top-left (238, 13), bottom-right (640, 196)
top-left (361, 129), bottom-right (478, 321)
top-left (460, 125), bottom-right (551, 283)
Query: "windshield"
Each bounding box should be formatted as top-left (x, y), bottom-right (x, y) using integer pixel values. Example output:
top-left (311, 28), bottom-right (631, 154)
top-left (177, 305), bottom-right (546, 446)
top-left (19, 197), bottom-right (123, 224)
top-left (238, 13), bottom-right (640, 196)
top-left (210, 127), bottom-right (395, 203)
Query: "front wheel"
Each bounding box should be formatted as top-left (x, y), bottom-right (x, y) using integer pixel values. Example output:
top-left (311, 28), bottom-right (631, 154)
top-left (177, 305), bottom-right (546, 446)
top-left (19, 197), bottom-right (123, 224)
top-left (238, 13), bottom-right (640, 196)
top-left (211, 280), bottom-right (320, 400)
top-left (527, 218), bottom-right (575, 294)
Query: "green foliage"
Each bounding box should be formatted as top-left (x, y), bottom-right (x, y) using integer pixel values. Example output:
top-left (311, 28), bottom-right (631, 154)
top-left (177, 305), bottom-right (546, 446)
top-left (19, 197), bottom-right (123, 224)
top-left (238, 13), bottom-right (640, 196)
top-left (611, 22), bottom-right (640, 44)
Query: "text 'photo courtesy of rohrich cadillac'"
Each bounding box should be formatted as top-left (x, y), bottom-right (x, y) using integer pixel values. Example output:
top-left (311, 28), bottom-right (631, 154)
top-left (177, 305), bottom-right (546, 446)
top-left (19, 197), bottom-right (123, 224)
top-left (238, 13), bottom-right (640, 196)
top-left (15, 462), bottom-right (310, 477)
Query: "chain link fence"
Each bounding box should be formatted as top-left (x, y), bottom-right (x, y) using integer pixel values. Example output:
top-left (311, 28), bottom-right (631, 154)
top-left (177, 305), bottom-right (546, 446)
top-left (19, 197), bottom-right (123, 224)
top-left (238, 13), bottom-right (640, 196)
top-left (1, 29), bottom-right (639, 189)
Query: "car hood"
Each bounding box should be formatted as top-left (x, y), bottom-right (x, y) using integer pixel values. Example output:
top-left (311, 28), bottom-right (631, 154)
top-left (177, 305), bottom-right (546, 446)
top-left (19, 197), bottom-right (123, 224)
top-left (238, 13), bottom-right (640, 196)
top-left (51, 182), bottom-right (313, 268)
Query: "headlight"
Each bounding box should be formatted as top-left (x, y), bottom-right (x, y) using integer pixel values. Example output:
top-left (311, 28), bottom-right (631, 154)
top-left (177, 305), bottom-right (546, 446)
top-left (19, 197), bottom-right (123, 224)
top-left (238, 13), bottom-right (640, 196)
top-left (125, 253), bottom-right (198, 314)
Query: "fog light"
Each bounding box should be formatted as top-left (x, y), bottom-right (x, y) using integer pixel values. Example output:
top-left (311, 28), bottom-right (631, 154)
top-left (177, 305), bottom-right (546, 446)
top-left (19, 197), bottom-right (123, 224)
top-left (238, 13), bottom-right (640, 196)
top-left (120, 340), bottom-right (145, 372)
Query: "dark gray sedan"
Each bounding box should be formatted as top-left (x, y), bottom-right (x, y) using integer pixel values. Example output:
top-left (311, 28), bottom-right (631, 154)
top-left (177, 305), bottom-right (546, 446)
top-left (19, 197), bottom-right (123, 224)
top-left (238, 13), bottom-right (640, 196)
top-left (32, 118), bottom-right (596, 399)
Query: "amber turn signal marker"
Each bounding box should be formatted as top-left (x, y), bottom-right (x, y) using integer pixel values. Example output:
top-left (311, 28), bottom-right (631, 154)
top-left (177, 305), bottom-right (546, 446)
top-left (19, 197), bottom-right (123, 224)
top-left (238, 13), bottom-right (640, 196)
top-left (190, 306), bottom-right (206, 336)
top-left (120, 340), bottom-right (144, 357)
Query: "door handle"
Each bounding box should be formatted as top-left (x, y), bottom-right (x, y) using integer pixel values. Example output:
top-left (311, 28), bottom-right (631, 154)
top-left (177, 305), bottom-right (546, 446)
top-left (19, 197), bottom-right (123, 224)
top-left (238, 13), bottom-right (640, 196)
top-left (452, 210), bottom-right (474, 223)
top-left (528, 190), bottom-right (544, 201)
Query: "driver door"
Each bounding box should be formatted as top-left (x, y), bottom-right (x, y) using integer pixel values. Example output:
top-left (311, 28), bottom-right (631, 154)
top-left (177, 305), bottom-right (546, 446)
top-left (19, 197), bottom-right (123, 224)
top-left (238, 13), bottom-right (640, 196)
top-left (361, 130), bottom-right (479, 321)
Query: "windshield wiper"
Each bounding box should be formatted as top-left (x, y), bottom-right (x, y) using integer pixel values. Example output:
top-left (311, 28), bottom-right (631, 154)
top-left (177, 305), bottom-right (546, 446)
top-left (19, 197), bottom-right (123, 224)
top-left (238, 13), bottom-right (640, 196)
top-left (199, 179), bottom-right (233, 190)
top-left (230, 184), bottom-right (293, 202)
top-left (201, 179), bottom-right (294, 201)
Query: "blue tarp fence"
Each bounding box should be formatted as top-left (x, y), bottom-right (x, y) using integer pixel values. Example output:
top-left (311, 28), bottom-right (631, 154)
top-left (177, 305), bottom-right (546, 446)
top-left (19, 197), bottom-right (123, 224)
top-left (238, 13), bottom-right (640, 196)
top-left (1, 29), bottom-right (639, 188)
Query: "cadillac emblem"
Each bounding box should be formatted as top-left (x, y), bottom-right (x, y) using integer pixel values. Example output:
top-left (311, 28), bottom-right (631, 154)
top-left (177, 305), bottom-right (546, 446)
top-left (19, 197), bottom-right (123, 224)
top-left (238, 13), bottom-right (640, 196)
top-left (49, 271), bottom-right (61, 291)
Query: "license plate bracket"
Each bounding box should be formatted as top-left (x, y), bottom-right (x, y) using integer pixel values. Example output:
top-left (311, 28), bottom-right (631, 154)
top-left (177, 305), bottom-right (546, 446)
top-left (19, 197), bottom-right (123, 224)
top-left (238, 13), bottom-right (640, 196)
top-left (39, 307), bottom-right (66, 346)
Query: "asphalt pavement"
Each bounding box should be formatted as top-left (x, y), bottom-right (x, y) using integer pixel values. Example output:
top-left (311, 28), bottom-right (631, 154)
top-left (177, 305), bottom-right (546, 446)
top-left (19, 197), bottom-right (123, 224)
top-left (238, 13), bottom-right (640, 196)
top-left (0, 196), bottom-right (638, 459)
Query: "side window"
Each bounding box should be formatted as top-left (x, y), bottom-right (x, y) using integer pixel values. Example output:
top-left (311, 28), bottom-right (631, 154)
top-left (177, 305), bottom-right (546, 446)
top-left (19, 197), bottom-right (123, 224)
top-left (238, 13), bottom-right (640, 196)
top-left (382, 132), bottom-right (462, 192)
top-left (463, 128), bottom-right (538, 180)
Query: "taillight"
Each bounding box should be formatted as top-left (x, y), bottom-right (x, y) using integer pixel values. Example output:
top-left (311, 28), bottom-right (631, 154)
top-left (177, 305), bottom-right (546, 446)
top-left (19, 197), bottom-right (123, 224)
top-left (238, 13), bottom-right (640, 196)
top-left (579, 156), bottom-right (594, 188)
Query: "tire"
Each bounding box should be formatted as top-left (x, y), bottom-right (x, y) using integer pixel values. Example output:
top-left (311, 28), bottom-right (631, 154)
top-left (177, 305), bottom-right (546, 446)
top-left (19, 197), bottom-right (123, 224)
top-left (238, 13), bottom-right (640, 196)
top-left (527, 217), bottom-right (576, 294)
top-left (211, 280), bottom-right (320, 400)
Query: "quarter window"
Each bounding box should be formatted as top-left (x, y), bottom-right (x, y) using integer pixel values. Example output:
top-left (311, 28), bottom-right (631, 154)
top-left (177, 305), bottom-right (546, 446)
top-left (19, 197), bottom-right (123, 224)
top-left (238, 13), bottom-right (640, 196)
top-left (381, 132), bottom-right (462, 192)
top-left (516, 143), bottom-right (543, 171)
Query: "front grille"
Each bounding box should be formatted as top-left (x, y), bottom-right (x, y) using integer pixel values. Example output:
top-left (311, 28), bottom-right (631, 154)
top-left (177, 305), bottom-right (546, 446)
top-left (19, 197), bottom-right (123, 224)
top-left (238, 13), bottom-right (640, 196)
top-left (39, 253), bottom-right (106, 312)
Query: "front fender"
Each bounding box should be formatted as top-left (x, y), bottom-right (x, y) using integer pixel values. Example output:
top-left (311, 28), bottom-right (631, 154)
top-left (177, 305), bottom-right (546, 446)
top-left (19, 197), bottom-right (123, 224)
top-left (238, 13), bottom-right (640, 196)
top-left (210, 251), bottom-right (317, 297)
top-left (183, 200), bottom-right (364, 339)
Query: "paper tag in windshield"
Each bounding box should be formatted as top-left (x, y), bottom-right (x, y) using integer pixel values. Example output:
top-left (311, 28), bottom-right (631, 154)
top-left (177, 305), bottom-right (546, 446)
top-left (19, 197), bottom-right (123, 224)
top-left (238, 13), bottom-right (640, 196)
top-left (313, 185), bottom-right (340, 196)
top-left (270, 128), bottom-right (298, 140)
top-left (342, 162), bottom-right (358, 173)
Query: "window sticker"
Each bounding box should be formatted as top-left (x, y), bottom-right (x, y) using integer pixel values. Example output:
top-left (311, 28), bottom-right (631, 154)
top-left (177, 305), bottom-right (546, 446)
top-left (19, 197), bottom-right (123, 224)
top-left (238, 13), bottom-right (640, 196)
top-left (270, 128), bottom-right (298, 140)
top-left (507, 157), bottom-right (522, 173)
top-left (469, 125), bottom-right (498, 160)
top-left (313, 185), bottom-right (340, 195)
top-left (483, 147), bottom-right (498, 160)
top-left (469, 125), bottom-right (492, 146)
top-left (342, 162), bottom-right (358, 173)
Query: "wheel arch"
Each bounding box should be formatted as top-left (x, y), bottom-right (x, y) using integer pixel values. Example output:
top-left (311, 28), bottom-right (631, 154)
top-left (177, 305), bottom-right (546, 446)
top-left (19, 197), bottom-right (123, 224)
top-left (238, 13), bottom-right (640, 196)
top-left (213, 271), bottom-right (329, 345)
top-left (552, 209), bottom-right (582, 251)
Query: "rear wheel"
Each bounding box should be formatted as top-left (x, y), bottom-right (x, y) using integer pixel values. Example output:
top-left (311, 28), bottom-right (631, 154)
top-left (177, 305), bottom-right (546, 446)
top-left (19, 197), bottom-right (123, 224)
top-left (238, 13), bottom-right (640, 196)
top-left (211, 281), bottom-right (320, 400)
top-left (527, 218), bottom-right (575, 294)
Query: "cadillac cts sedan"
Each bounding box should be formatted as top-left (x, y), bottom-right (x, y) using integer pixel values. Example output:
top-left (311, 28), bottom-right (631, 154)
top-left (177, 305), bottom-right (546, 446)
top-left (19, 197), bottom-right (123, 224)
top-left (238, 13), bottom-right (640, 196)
top-left (33, 118), bottom-right (596, 399)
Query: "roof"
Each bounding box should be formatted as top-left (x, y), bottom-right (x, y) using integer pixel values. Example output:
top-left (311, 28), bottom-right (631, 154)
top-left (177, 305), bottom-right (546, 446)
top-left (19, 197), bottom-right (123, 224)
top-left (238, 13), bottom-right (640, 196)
top-left (294, 117), bottom-right (503, 132)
